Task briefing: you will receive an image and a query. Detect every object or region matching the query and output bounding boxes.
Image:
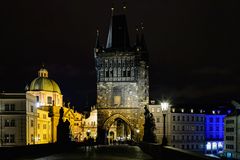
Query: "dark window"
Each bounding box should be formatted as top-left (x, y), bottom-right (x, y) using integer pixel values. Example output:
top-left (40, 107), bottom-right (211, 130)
top-left (182, 145), bottom-right (185, 149)
top-left (173, 116), bottom-right (176, 121)
top-left (200, 126), bottom-right (204, 131)
top-left (173, 136), bottom-right (175, 141)
top-left (182, 126), bottom-right (184, 131)
top-left (196, 126), bottom-right (199, 131)
top-left (177, 116), bottom-right (180, 121)
top-left (226, 128), bottom-right (234, 132)
top-left (182, 135), bottom-right (184, 140)
top-left (216, 118), bottom-right (219, 123)
top-left (4, 120), bottom-right (10, 127)
top-left (10, 104), bottom-right (15, 111)
top-left (192, 116), bottom-right (194, 121)
top-left (182, 116), bottom-right (185, 121)
top-left (36, 96), bottom-right (39, 102)
top-left (10, 134), bottom-right (15, 143)
top-left (123, 70), bottom-right (126, 77)
top-left (47, 97), bottom-right (52, 104)
top-left (226, 120), bottom-right (234, 124)
top-left (226, 136), bottom-right (234, 141)
top-left (157, 118), bottom-right (160, 123)
top-left (187, 116), bottom-right (189, 121)
top-left (127, 71), bottom-right (131, 77)
top-left (210, 117), bottom-right (213, 122)
top-left (4, 104), bottom-right (9, 111)
top-left (31, 120), bottom-right (34, 127)
top-left (173, 125), bottom-right (175, 131)
top-left (201, 117), bottom-right (204, 122)
top-left (10, 120), bottom-right (15, 127)
top-left (196, 116), bottom-right (199, 121)
top-left (31, 106), bottom-right (34, 112)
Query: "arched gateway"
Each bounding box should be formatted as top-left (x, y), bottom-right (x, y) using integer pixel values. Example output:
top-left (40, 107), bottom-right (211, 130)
top-left (94, 5), bottom-right (149, 144)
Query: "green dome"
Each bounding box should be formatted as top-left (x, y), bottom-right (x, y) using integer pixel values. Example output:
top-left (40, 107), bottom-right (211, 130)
top-left (29, 67), bottom-right (61, 94)
top-left (30, 77), bottom-right (61, 94)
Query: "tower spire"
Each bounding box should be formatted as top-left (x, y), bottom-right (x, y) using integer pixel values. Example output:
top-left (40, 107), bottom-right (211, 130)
top-left (140, 22), bottom-right (147, 51)
top-left (95, 29), bottom-right (101, 54)
top-left (106, 1), bottom-right (130, 51)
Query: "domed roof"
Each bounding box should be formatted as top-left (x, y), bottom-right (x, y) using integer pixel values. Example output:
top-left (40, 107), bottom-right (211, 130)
top-left (29, 67), bottom-right (61, 94)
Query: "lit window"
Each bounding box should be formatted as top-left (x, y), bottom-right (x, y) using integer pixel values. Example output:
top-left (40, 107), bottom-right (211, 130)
top-left (172, 108), bottom-right (175, 112)
top-left (43, 134), bottom-right (47, 140)
top-left (43, 124), bottom-right (47, 129)
top-left (151, 108), bottom-right (154, 113)
top-left (157, 108), bottom-right (160, 112)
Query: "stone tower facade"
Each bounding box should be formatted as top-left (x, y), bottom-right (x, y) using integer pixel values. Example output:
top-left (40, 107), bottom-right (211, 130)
top-left (94, 6), bottom-right (149, 143)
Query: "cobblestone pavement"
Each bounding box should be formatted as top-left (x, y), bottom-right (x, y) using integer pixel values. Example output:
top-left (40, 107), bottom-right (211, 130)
top-left (23, 145), bottom-right (153, 160)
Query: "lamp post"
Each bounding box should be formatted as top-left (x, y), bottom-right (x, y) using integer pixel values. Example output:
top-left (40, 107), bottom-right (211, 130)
top-left (87, 129), bottom-right (91, 138)
top-left (161, 102), bottom-right (169, 146)
top-left (136, 129), bottom-right (140, 143)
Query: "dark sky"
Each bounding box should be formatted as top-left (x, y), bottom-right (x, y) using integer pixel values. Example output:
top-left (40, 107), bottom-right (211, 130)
top-left (0, 0), bottom-right (239, 108)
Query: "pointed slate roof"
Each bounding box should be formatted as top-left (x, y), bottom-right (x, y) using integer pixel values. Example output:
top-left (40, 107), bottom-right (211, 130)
top-left (106, 14), bottom-right (130, 51)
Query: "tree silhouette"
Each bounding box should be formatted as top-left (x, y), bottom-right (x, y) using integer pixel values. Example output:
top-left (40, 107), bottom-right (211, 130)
top-left (143, 106), bottom-right (157, 143)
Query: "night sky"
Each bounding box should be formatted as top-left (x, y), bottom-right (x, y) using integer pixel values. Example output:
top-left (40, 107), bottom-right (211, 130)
top-left (0, 0), bottom-right (239, 109)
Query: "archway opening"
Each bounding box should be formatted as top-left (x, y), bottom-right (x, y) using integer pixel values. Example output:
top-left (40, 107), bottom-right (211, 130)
top-left (107, 118), bottom-right (131, 144)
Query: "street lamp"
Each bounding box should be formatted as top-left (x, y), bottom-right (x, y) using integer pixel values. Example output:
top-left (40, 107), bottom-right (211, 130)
top-left (161, 101), bottom-right (169, 146)
top-left (136, 129), bottom-right (140, 143)
top-left (87, 129), bottom-right (91, 138)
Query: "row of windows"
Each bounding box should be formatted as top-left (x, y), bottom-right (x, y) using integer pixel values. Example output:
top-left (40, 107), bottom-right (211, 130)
top-left (226, 136), bottom-right (234, 141)
top-left (37, 123), bottom-right (47, 129)
top-left (208, 117), bottom-right (224, 123)
top-left (206, 126), bottom-right (224, 131)
top-left (173, 116), bottom-right (204, 122)
top-left (172, 144), bottom-right (200, 150)
top-left (226, 120), bottom-right (234, 124)
top-left (173, 125), bottom-right (204, 131)
top-left (4, 134), bottom-right (15, 143)
top-left (4, 104), bottom-right (15, 111)
top-left (83, 121), bottom-right (96, 127)
top-left (37, 113), bottom-right (47, 119)
top-left (151, 108), bottom-right (160, 113)
top-left (99, 59), bottom-right (135, 68)
top-left (4, 120), bottom-right (15, 127)
top-left (172, 135), bottom-right (204, 141)
top-left (36, 96), bottom-right (53, 105)
top-left (226, 144), bottom-right (234, 149)
top-left (226, 128), bottom-right (234, 132)
top-left (37, 134), bottom-right (47, 140)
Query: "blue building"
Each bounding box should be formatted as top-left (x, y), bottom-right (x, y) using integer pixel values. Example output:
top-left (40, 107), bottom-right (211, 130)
top-left (205, 109), bottom-right (226, 154)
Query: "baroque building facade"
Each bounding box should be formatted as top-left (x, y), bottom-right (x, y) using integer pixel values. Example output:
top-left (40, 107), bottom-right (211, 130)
top-left (0, 67), bottom-right (85, 146)
top-left (94, 6), bottom-right (149, 143)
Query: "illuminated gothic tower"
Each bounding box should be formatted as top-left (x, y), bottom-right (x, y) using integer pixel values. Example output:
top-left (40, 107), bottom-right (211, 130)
top-left (94, 5), bottom-right (149, 143)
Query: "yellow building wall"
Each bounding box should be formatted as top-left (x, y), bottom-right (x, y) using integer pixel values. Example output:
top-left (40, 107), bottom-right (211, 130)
top-left (36, 109), bottom-right (52, 144)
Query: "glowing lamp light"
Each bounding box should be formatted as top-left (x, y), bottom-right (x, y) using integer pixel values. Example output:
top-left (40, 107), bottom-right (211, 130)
top-left (206, 142), bottom-right (211, 150)
top-left (136, 129), bottom-right (140, 133)
top-left (212, 142), bottom-right (217, 150)
top-left (36, 102), bottom-right (40, 108)
top-left (161, 102), bottom-right (169, 112)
